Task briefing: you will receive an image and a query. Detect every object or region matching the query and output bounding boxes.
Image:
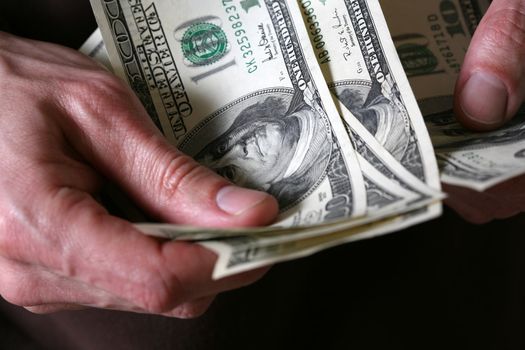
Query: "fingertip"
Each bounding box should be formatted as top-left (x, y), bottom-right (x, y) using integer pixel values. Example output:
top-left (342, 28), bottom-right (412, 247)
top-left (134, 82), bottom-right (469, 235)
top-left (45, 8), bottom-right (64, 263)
top-left (25, 304), bottom-right (87, 314)
top-left (165, 296), bottom-right (217, 319)
top-left (216, 186), bottom-right (270, 216)
top-left (454, 0), bottom-right (525, 131)
top-left (455, 72), bottom-right (509, 131)
top-left (216, 186), bottom-right (279, 226)
top-left (161, 242), bottom-right (271, 301)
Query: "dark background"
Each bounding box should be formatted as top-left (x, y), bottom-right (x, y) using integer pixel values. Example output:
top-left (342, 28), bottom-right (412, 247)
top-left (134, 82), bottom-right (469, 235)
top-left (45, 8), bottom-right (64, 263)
top-left (1, 1), bottom-right (524, 349)
top-left (2, 209), bottom-right (524, 350)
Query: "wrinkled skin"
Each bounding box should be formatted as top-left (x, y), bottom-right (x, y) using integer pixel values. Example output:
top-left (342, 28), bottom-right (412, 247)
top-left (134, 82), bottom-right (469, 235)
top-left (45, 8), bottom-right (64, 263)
top-left (448, 0), bottom-right (525, 223)
top-left (0, 32), bottom-right (278, 318)
top-left (0, 0), bottom-right (524, 319)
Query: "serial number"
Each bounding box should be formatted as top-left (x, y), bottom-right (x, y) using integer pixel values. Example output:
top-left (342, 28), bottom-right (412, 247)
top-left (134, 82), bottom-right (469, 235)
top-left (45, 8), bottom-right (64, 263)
top-left (299, 0), bottom-right (330, 64)
top-left (223, 0), bottom-right (258, 73)
top-left (428, 14), bottom-right (461, 73)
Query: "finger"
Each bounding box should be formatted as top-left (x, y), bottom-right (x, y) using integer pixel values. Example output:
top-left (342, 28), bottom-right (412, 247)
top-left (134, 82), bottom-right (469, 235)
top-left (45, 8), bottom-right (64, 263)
top-left (159, 240), bottom-right (270, 299)
top-left (24, 296), bottom-right (216, 318)
top-left (444, 185), bottom-right (502, 224)
top-left (56, 72), bottom-right (278, 227)
top-left (455, 0), bottom-right (525, 131)
top-left (4, 256), bottom-right (216, 318)
top-left (444, 176), bottom-right (525, 224)
top-left (7, 187), bottom-right (270, 314)
top-left (2, 166), bottom-right (269, 315)
top-left (31, 156), bottom-right (102, 195)
top-left (25, 305), bottom-right (87, 314)
top-left (0, 253), bottom-right (220, 317)
top-left (163, 296), bottom-right (216, 319)
top-left (0, 256), bottom-right (139, 311)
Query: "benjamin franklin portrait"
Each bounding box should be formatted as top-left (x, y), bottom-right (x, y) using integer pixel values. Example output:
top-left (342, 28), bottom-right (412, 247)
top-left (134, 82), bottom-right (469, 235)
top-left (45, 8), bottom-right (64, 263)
top-left (334, 81), bottom-right (411, 162)
top-left (195, 94), bottom-right (332, 209)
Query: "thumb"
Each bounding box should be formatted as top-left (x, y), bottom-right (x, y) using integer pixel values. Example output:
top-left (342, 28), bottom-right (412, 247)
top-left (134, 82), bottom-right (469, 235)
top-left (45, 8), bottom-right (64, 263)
top-left (454, 0), bottom-right (525, 131)
top-left (122, 134), bottom-right (280, 227)
top-left (64, 74), bottom-right (279, 228)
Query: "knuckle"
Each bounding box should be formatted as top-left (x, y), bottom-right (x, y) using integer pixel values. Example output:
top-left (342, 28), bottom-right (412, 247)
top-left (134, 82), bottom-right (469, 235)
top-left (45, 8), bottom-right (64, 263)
top-left (38, 188), bottom-right (104, 277)
top-left (128, 264), bottom-right (186, 314)
top-left (61, 70), bottom-right (128, 115)
top-left (172, 305), bottom-right (208, 319)
top-left (0, 267), bottom-right (36, 307)
top-left (1, 287), bottom-right (26, 306)
top-left (170, 298), bottom-right (215, 319)
top-left (52, 188), bottom-right (106, 270)
top-left (56, 70), bottom-right (141, 146)
top-left (0, 207), bottom-right (24, 259)
top-left (157, 152), bottom-right (204, 204)
top-left (0, 31), bottom-right (15, 52)
top-left (132, 283), bottom-right (180, 314)
top-left (0, 51), bottom-right (12, 77)
top-left (0, 49), bottom-right (21, 86)
top-left (0, 281), bottom-right (22, 306)
top-left (54, 187), bottom-right (100, 218)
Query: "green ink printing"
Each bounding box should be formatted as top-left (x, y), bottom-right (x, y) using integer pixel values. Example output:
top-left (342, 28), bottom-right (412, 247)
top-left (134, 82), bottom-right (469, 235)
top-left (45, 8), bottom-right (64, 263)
top-left (181, 23), bottom-right (229, 66)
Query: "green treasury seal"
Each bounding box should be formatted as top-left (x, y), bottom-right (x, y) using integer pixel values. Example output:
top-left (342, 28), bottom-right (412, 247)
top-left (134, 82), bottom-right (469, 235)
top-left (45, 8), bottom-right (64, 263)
top-left (181, 23), bottom-right (228, 66)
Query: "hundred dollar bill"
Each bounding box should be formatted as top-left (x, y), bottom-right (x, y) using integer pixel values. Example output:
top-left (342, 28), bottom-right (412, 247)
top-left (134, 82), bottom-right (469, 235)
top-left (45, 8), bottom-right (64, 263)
top-left (380, 0), bottom-right (491, 113)
top-left (89, 0), bottom-right (371, 226)
top-left (298, 0), bottom-right (441, 194)
top-left (134, 193), bottom-right (441, 278)
top-left (133, 116), bottom-right (435, 242)
top-left (338, 101), bottom-right (442, 200)
top-left (136, 187), bottom-right (440, 278)
top-left (202, 197), bottom-right (441, 278)
top-left (84, 1), bottom-right (445, 277)
top-left (296, 0), bottom-right (443, 227)
top-left (79, 28), bottom-right (112, 70)
top-left (79, 26), bottom-right (440, 241)
top-left (139, 182), bottom-right (427, 243)
top-left (427, 108), bottom-right (525, 190)
top-left (382, 0), bottom-right (525, 191)
top-left (184, 115), bottom-right (446, 277)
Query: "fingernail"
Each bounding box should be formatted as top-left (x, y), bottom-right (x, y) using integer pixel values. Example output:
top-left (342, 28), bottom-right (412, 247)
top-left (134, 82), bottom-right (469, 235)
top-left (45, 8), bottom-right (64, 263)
top-left (216, 186), bottom-right (270, 216)
top-left (460, 72), bottom-right (508, 125)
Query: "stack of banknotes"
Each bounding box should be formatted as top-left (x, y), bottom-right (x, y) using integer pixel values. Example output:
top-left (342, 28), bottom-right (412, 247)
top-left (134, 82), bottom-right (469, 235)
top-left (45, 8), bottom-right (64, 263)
top-left (84, 0), bottom-right (524, 279)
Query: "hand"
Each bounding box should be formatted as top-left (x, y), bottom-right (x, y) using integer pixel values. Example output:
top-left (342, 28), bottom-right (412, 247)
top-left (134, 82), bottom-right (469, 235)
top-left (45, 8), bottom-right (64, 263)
top-left (0, 32), bottom-right (278, 318)
top-left (454, 0), bottom-right (525, 131)
top-left (444, 176), bottom-right (525, 224)
top-left (449, 1), bottom-right (525, 222)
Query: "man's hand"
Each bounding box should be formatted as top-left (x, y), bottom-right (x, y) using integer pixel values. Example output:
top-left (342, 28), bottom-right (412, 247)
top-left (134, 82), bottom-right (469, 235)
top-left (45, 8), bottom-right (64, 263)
top-left (0, 32), bottom-right (278, 318)
top-left (455, 0), bottom-right (525, 131)
top-left (448, 1), bottom-right (525, 223)
top-left (444, 177), bottom-right (525, 224)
